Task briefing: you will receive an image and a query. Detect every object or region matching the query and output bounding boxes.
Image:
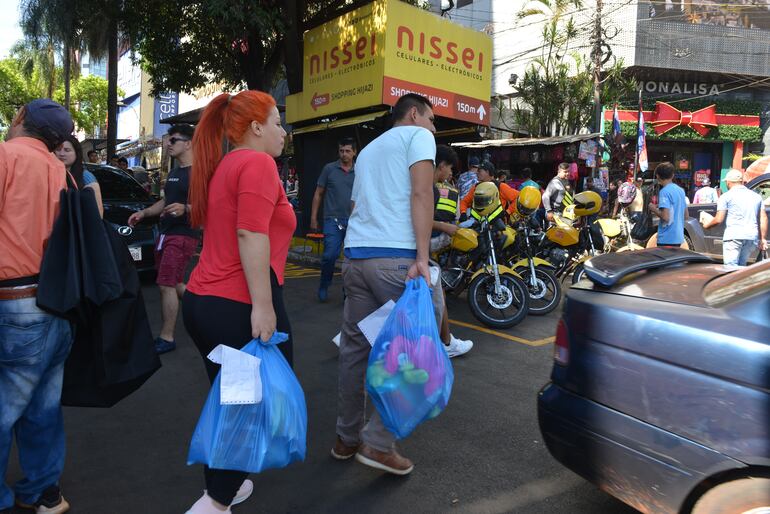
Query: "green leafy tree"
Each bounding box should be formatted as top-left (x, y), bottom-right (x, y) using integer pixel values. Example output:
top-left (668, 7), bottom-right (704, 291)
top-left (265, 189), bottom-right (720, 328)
top-left (511, 0), bottom-right (636, 136)
top-left (54, 74), bottom-right (120, 136)
top-left (125, 0), bottom-right (430, 95)
top-left (124, 0), bottom-right (288, 94)
top-left (9, 41), bottom-right (58, 99)
top-left (0, 59), bottom-right (37, 127)
top-left (20, 0), bottom-right (83, 107)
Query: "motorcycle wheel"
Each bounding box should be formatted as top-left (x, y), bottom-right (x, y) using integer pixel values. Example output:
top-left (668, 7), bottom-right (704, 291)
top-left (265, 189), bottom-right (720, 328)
top-left (467, 272), bottom-right (529, 329)
top-left (571, 263), bottom-right (587, 284)
top-left (518, 267), bottom-right (562, 316)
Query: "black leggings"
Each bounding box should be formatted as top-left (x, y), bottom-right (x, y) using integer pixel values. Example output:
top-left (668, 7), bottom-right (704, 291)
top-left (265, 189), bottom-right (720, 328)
top-left (182, 270), bottom-right (292, 506)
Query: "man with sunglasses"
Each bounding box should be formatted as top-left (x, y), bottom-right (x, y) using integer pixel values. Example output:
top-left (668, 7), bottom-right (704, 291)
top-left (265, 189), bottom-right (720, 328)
top-left (128, 124), bottom-right (199, 354)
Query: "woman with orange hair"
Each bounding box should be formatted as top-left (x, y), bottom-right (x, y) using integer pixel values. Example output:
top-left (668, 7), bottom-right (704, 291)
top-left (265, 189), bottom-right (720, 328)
top-left (182, 90), bottom-right (295, 514)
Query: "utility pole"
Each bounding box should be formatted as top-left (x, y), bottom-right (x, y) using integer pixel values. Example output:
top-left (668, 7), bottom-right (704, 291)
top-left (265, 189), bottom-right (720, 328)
top-left (592, 0), bottom-right (604, 168)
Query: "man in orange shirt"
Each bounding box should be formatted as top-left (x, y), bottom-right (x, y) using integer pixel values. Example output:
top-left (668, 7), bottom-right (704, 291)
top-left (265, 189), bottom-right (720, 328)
top-left (0, 99), bottom-right (75, 514)
top-left (459, 160), bottom-right (519, 217)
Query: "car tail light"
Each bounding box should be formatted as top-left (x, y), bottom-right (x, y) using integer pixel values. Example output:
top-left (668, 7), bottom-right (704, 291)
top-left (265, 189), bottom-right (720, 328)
top-left (554, 319), bottom-right (569, 366)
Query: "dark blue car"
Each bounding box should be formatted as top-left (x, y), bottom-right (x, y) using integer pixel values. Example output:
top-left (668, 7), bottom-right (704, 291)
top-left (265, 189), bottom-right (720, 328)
top-left (538, 248), bottom-right (770, 514)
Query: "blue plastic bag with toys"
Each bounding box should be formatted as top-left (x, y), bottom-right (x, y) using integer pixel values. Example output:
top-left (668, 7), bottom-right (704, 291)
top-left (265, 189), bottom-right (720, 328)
top-left (365, 278), bottom-right (454, 439)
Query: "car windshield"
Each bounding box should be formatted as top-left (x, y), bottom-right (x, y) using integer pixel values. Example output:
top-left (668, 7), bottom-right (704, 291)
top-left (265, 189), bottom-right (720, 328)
top-left (89, 166), bottom-right (150, 201)
top-left (703, 259), bottom-right (770, 306)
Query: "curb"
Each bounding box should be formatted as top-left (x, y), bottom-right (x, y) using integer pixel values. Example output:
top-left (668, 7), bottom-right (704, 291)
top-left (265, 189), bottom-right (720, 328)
top-left (289, 236), bottom-right (344, 271)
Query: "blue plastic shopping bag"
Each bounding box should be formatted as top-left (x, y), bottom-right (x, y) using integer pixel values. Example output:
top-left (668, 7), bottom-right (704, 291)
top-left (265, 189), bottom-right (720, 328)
top-left (187, 332), bottom-right (307, 473)
top-left (366, 278), bottom-right (454, 439)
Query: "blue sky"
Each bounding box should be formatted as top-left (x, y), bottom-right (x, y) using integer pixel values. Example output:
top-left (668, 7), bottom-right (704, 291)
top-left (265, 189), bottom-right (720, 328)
top-left (0, 0), bottom-right (23, 59)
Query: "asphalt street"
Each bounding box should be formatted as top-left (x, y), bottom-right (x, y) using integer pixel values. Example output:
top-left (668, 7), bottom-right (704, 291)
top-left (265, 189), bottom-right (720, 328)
top-left (8, 265), bottom-right (638, 514)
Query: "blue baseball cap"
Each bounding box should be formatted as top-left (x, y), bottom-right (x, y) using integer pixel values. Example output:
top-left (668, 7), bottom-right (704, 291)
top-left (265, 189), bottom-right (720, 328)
top-left (469, 156), bottom-right (480, 167)
top-left (24, 99), bottom-right (74, 142)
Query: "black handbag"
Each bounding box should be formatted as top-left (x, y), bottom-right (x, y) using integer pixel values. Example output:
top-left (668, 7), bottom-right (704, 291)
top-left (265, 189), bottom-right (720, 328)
top-left (37, 175), bottom-right (161, 407)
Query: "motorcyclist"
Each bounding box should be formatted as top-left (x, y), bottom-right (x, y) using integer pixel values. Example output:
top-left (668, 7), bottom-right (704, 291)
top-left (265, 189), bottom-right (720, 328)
top-left (431, 145), bottom-right (460, 253)
top-left (459, 161), bottom-right (519, 219)
top-left (543, 162), bottom-right (572, 223)
top-left (431, 145), bottom-right (473, 358)
top-left (516, 186), bottom-right (542, 222)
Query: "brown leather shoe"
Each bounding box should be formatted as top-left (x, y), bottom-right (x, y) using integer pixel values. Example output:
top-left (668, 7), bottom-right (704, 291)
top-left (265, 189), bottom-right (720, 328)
top-left (330, 436), bottom-right (360, 460)
top-left (355, 444), bottom-right (414, 475)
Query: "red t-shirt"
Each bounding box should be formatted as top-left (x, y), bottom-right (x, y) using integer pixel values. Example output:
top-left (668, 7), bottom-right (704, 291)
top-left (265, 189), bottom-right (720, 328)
top-left (187, 149), bottom-right (296, 304)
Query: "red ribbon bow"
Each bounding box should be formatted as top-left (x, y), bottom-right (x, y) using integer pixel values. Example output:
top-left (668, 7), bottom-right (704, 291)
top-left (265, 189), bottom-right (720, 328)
top-left (651, 102), bottom-right (717, 136)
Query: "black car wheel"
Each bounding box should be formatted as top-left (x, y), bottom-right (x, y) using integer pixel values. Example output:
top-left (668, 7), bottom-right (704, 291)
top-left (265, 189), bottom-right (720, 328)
top-left (692, 477), bottom-right (770, 514)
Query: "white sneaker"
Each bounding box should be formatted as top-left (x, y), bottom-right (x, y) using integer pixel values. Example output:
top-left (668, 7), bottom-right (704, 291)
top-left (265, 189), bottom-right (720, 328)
top-left (185, 492), bottom-right (232, 514)
top-left (197, 479), bottom-right (252, 512)
top-left (232, 479), bottom-right (254, 505)
top-left (445, 334), bottom-right (473, 358)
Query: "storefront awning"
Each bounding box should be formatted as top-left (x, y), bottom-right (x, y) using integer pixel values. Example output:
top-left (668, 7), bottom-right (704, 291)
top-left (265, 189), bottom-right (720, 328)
top-left (81, 138), bottom-right (129, 151)
top-left (451, 133), bottom-right (600, 149)
top-left (291, 110), bottom-right (389, 135)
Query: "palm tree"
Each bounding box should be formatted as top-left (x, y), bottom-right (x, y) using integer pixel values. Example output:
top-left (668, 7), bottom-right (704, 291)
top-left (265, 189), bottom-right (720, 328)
top-left (20, 0), bottom-right (82, 107)
top-left (9, 40), bottom-right (57, 99)
top-left (21, 0), bottom-right (123, 158)
top-left (78, 0), bottom-right (119, 158)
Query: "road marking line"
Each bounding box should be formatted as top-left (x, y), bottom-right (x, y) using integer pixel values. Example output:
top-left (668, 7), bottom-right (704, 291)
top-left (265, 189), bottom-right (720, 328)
top-left (284, 266), bottom-right (341, 279)
top-left (448, 319), bottom-right (554, 347)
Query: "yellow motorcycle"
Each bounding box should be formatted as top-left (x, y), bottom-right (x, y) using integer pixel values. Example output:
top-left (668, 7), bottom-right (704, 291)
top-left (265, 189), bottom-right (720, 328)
top-left (535, 191), bottom-right (605, 284)
top-left (505, 186), bottom-right (562, 315)
top-left (434, 183), bottom-right (530, 329)
top-left (601, 209), bottom-right (644, 253)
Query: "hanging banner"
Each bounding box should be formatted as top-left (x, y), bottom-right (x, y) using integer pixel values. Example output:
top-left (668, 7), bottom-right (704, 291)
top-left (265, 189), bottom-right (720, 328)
top-left (153, 92), bottom-right (179, 137)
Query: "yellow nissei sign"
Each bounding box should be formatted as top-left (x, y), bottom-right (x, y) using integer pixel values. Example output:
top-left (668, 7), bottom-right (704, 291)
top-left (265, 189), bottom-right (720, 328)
top-left (286, 0), bottom-right (492, 125)
top-left (287, 2), bottom-right (386, 123)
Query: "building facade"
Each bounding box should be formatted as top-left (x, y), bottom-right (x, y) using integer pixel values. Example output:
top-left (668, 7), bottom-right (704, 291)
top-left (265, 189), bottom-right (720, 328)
top-left (111, 50), bottom-right (180, 186)
top-left (606, 1), bottom-right (769, 191)
top-left (439, 0), bottom-right (770, 191)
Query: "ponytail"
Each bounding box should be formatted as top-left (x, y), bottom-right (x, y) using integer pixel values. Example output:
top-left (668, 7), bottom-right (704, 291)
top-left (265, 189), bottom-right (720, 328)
top-left (189, 93), bottom-right (229, 227)
top-left (189, 90), bottom-right (276, 226)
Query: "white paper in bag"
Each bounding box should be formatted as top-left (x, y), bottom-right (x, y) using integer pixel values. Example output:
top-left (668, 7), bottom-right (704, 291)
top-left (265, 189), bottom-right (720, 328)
top-left (208, 344), bottom-right (262, 405)
top-left (358, 300), bottom-right (396, 346)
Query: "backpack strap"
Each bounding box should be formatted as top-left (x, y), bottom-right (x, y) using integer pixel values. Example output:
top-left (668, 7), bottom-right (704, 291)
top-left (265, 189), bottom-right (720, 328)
top-left (65, 170), bottom-right (79, 191)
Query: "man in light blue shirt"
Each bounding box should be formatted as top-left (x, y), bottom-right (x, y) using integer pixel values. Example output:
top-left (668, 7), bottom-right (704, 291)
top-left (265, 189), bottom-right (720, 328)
top-left (334, 93), bottom-right (443, 476)
top-left (648, 162), bottom-right (687, 247)
top-left (701, 169), bottom-right (768, 265)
